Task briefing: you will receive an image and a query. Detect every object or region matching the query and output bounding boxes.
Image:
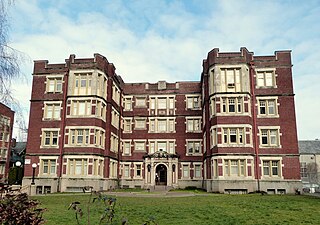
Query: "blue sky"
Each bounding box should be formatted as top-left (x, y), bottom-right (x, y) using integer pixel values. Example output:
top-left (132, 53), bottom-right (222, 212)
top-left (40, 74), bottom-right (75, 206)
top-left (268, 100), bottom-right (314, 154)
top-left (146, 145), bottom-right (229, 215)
top-left (7, 0), bottom-right (320, 140)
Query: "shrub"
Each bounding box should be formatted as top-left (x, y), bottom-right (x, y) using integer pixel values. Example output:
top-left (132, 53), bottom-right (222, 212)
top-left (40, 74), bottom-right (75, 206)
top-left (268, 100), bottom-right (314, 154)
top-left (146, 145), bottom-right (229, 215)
top-left (0, 183), bottom-right (46, 224)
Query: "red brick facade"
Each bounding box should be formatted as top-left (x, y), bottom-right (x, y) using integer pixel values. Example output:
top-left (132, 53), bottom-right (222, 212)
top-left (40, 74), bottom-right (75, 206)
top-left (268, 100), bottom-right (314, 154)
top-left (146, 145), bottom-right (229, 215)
top-left (23, 48), bottom-right (301, 194)
top-left (0, 103), bottom-right (14, 180)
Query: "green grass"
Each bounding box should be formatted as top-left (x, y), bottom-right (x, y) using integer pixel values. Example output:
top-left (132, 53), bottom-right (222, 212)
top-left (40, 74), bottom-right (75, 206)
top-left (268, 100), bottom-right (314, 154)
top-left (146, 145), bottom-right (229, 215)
top-left (33, 193), bottom-right (320, 225)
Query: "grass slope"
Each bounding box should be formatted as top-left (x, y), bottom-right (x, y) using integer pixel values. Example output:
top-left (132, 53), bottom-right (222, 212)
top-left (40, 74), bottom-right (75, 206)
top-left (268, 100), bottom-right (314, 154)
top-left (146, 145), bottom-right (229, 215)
top-left (33, 193), bottom-right (320, 225)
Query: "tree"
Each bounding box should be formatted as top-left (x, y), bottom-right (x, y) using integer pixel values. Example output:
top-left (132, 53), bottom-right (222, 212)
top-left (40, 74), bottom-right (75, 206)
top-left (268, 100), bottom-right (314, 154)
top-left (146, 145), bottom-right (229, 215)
top-left (0, 0), bottom-right (27, 139)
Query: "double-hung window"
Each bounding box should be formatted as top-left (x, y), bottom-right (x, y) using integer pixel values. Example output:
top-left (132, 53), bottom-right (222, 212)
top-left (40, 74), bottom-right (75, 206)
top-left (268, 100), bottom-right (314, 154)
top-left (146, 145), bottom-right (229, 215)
top-left (263, 160), bottom-right (280, 177)
top-left (258, 99), bottom-right (277, 116)
top-left (260, 128), bottom-right (280, 147)
top-left (42, 130), bottom-right (59, 147)
top-left (44, 102), bottom-right (61, 120)
top-left (46, 77), bottom-right (63, 93)
top-left (256, 69), bottom-right (276, 88)
top-left (223, 128), bottom-right (244, 145)
top-left (186, 118), bottom-right (201, 132)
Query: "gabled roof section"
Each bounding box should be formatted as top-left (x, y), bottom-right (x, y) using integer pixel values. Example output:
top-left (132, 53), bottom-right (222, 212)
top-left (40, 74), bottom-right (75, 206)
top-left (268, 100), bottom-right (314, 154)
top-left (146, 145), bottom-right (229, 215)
top-left (299, 140), bottom-right (320, 154)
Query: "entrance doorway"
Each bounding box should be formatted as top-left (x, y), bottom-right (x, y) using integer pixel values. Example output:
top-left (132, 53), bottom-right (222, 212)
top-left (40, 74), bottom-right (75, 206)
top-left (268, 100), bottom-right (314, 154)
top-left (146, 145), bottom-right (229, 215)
top-left (155, 164), bottom-right (167, 185)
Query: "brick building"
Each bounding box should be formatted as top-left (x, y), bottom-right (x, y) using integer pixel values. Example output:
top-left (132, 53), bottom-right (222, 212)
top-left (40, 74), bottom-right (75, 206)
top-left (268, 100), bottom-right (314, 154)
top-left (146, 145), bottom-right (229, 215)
top-left (23, 48), bottom-right (301, 194)
top-left (0, 103), bottom-right (14, 181)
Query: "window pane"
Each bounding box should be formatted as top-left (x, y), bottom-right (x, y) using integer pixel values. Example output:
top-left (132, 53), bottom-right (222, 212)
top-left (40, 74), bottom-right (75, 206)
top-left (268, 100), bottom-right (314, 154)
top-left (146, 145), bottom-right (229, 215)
top-left (228, 99), bottom-right (235, 112)
top-left (187, 142), bottom-right (194, 153)
top-left (158, 142), bottom-right (167, 152)
top-left (158, 98), bottom-right (166, 109)
top-left (257, 73), bottom-right (264, 86)
top-left (75, 160), bottom-right (82, 175)
top-left (158, 120), bottom-right (166, 132)
top-left (268, 101), bottom-right (275, 114)
top-left (187, 98), bottom-right (193, 108)
top-left (265, 72), bottom-right (273, 86)
top-left (260, 101), bottom-right (266, 114)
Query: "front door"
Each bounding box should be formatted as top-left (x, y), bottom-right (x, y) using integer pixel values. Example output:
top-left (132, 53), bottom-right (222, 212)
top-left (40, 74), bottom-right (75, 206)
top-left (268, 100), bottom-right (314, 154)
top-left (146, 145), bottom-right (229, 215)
top-left (156, 164), bottom-right (167, 185)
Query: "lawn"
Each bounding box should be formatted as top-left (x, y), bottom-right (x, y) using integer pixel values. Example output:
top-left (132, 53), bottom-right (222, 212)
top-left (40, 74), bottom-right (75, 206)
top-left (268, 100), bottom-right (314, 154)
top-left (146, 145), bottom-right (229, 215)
top-left (33, 192), bottom-right (320, 225)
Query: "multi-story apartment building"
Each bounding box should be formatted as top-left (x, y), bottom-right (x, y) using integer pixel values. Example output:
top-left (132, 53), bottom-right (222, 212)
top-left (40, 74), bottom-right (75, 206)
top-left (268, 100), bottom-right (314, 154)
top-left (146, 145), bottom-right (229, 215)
top-left (23, 48), bottom-right (301, 194)
top-left (0, 103), bottom-right (14, 181)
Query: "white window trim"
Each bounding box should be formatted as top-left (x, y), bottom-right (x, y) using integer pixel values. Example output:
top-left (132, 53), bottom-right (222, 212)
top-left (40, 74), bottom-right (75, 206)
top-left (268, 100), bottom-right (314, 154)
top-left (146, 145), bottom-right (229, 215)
top-left (133, 162), bottom-right (143, 179)
top-left (122, 140), bottom-right (132, 156)
top-left (43, 101), bottom-right (62, 121)
top-left (45, 75), bottom-right (64, 93)
top-left (134, 140), bottom-right (146, 152)
top-left (40, 128), bottom-right (60, 148)
top-left (186, 139), bottom-right (202, 156)
top-left (185, 94), bottom-right (202, 110)
top-left (256, 96), bottom-right (279, 118)
top-left (260, 156), bottom-right (283, 179)
top-left (192, 163), bottom-right (203, 180)
top-left (255, 68), bottom-right (277, 88)
top-left (185, 116), bottom-right (202, 133)
top-left (181, 163), bottom-right (191, 179)
top-left (258, 126), bottom-right (282, 148)
top-left (38, 156), bottom-right (59, 177)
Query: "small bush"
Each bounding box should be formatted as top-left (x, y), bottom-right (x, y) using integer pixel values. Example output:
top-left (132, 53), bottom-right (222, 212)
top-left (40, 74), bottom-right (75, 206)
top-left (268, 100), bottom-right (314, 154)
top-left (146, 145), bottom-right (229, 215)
top-left (0, 183), bottom-right (46, 224)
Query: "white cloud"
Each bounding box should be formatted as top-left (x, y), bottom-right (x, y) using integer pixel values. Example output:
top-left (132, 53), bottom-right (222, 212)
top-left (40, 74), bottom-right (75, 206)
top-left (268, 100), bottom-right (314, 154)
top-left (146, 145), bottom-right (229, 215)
top-left (7, 0), bottom-right (320, 140)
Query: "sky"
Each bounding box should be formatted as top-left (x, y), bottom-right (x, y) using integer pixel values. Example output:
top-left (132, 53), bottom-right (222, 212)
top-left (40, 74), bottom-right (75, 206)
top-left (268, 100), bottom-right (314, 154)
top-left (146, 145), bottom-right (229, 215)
top-left (6, 0), bottom-right (320, 140)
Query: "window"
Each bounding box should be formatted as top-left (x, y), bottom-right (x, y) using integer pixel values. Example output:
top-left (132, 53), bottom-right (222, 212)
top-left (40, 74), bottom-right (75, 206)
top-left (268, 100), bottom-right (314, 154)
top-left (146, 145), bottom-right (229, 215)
top-left (92, 158), bottom-right (103, 176)
top-left (96, 73), bottom-right (107, 98)
top-left (69, 129), bottom-right (90, 145)
top-left (300, 162), bottom-right (307, 178)
top-left (263, 160), bottom-right (280, 177)
top-left (258, 99), bottom-right (277, 116)
top-left (46, 77), bottom-right (63, 93)
top-left (68, 158), bottom-right (88, 176)
top-left (187, 96), bottom-right (201, 109)
top-left (187, 141), bottom-right (201, 155)
top-left (134, 141), bottom-right (145, 151)
top-left (221, 97), bottom-right (243, 113)
top-left (194, 165), bottom-right (201, 178)
top-left (74, 73), bottom-right (92, 95)
top-left (260, 129), bottom-right (280, 147)
top-left (40, 159), bottom-right (56, 175)
top-left (94, 129), bottom-right (105, 147)
top-left (124, 97), bottom-right (132, 111)
top-left (112, 85), bottom-right (121, 105)
top-left (123, 164), bottom-right (130, 178)
top-left (42, 130), bottom-right (59, 147)
top-left (186, 118), bottom-right (201, 132)
top-left (158, 98), bottom-right (167, 109)
top-left (135, 97), bottom-right (146, 107)
top-left (123, 141), bottom-right (131, 155)
top-left (71, 100), bottom-right (92, 116)
top-left (135, 164), bottom-right (142, 178)
top-left (109, 160), bottom-right (118, 178)
top-left (149, 96), bottom-right (175, 111)
top-left (256, 70), bottom-right (276, 88)
top-left (44, 102), bottom-right (61, 120)
top-left (149, 118), bottom-right (175, 133)
top-left (220, 68), bottom-right (241, 92)
top-left (224, 159), bottom-right (246, 176)
top-left (157, 142), bottom-right (167, 152)
top-left (135, 119), bottom-right (146, 129)
top-left (111, 109), bottom-right (120, 128)
top-left (123, 119), bottom-right (132, 132)
top-left (223, 128), bottom-right (244, 145)
top-left (182, 165), bottom-right (190, 178)
top-left (94, 100), bottom-right (106, 120)
top-left (0, 148), bottom-right (7, 159)
top-left (110, 133), bottom-right (119, 152)
top-left (158, 120), bottom-right (167, 132)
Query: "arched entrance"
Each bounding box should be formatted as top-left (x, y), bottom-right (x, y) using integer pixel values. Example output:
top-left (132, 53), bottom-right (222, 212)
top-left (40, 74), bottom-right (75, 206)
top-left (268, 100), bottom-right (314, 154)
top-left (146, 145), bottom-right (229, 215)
top-left (155, 164), bottom-right (167, 185)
